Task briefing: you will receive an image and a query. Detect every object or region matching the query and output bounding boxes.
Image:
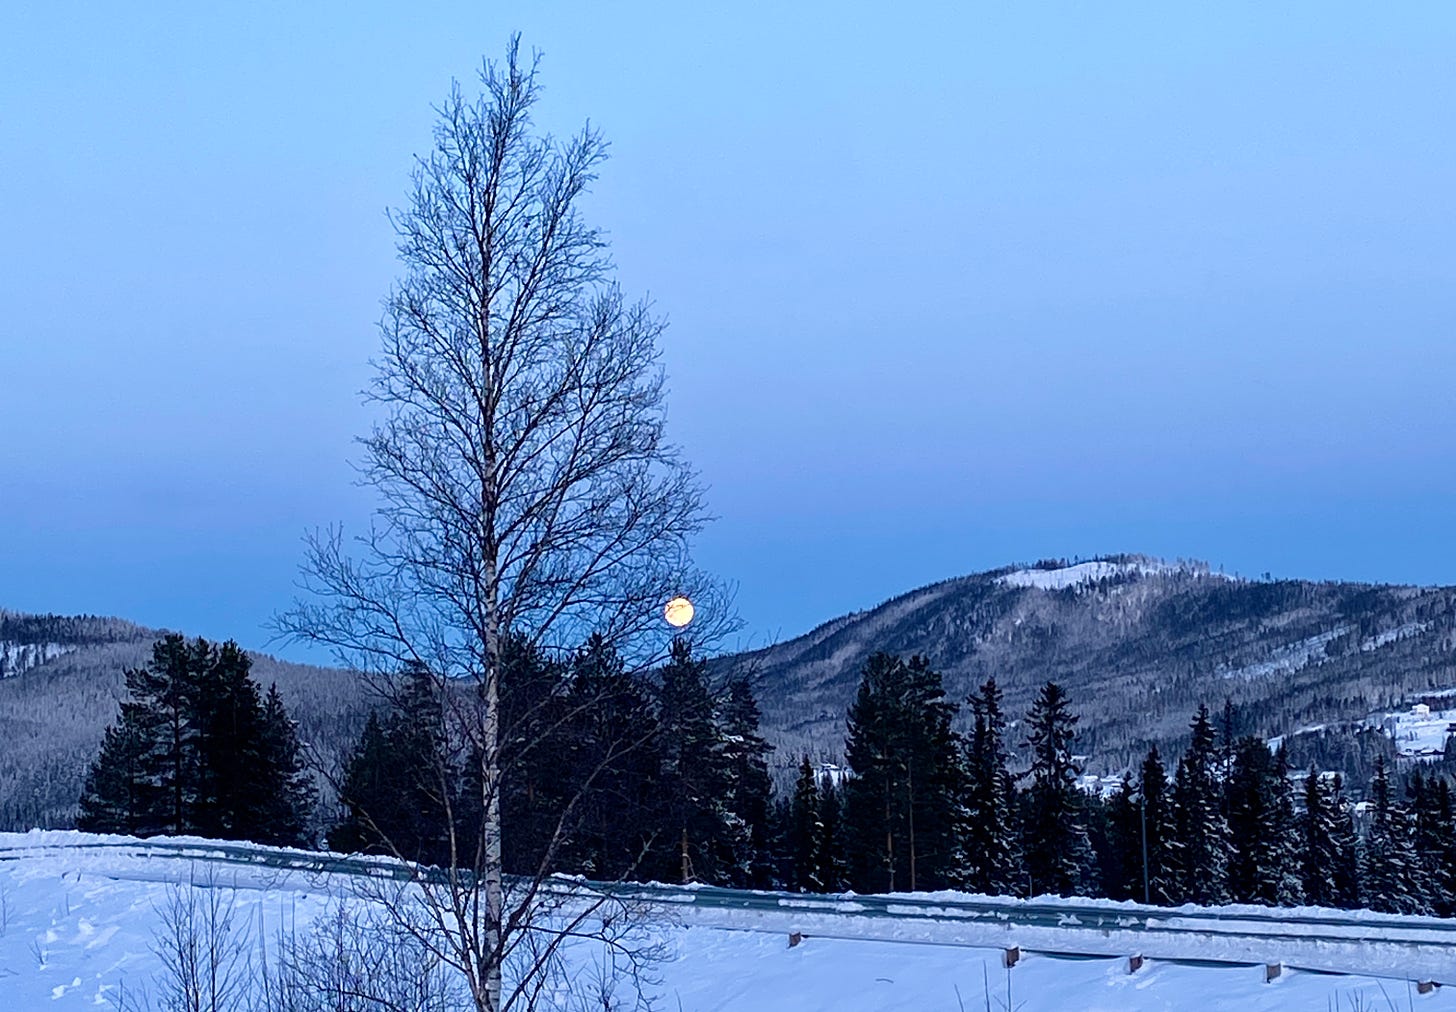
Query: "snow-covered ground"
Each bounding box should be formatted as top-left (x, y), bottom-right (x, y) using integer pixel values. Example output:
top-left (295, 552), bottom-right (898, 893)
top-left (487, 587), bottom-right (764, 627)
top-left (1371, 702), bottom-right (1456, 759)
top-left (0, 640), bottom-right (72, 678)
top-left (997, 559), bottom-right (1215, 591)
top-left (0, 831), bottom-right (1451, 1011)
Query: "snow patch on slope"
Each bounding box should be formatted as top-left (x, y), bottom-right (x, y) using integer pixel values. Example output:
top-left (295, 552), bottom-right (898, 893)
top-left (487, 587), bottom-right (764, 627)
top-left (998, 558), bottom-right (1224, 592)
top-left (0, 640), bottom-right (73, 677)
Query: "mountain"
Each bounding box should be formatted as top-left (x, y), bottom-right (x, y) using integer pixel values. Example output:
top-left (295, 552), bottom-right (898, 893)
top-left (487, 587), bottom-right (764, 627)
top-left (727, 555), bottom-right (1456, 775)
top-left (6, 553), bottom-right (1456, 829)
top-left (0, 611), bottom-right (372, 831)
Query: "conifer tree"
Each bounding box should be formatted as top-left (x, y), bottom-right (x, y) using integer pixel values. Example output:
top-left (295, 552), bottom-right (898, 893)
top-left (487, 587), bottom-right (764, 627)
top-left (80, 635), bottom-right (313, 844)
top-left (257, 683), bottom-right (316, 846)
top-left (77, 720), bottom-right (151, 835)
top-left (1171, 705), bottom-right (1232, 905)
top-left (1137, 746), bottom-right (1179, 905)
top-left (1360, 755), bottom-right (1428, 915)
top-left (656, 638), bottom-right (731, 884)
top-left (193, 641), bottom-right (269, 841)
top-left (718, 675), bottom-right (775, 887)
top-left (789, 756), bottom-right (824, 892)
top-left (329, 667), bottom-right (452, 865)
top-left (1225, 736), bottom-right (1301, 906)
top-left (1020, 681), bottom-right (1096, 897)
top-left (843, 653), bottom-right (964, 892)
top-left (495, 633), bottom-right (572, 876)
top-left (1300, 766), bottom-right (1341, 908)
top-left (963, 677), bottom-right (1020, 895)
top-left (818, 771), bottom-right (847, 893)
top-left (1327, 773), bottom-right (1363, 909)
top-left (561, 634), bottom-right (663, 880)
top-left (1101, 775), bottom-right (1141, 901)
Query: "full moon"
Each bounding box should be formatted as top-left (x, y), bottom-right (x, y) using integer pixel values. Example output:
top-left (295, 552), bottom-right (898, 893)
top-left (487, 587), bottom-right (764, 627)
top-left (664, 596), bottom-right (694, 628)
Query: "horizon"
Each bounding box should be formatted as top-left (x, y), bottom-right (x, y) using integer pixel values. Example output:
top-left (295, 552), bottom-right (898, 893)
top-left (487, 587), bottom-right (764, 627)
top-left (4, 3), bottom-right (1454, 662)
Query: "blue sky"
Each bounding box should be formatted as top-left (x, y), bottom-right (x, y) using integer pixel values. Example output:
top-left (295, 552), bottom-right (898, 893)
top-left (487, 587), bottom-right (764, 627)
top-left (3, 2), bottom-right (1454, 659)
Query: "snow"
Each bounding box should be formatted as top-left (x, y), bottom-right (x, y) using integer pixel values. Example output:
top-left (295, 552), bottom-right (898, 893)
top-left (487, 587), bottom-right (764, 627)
top-left (1, 832), bottom-right (1453, 1011)
top-left (0, 640), bottom-right (72, 677)
top-left (1370, 703), bottom-right (1456, 759)
top-left (997, 559), bottom-right (1226, 592)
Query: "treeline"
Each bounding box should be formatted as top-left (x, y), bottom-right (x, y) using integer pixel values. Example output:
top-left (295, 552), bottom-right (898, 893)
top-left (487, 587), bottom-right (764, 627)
top-left (77, 635), bottom-right (315, 846)
top-left (329, 635), bottom-right (776, 887)
top-left (783, 651), bottom-right (1456, 915)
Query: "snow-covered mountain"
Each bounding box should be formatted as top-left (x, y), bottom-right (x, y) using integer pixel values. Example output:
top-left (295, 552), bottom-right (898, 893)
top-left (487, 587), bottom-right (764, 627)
top-left (727, 555), bottom-right (1456, 774)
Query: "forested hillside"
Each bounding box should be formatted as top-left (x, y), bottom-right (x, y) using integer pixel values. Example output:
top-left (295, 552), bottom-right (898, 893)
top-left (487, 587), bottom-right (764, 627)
top-left (6, 554), bottom-right (1456, 828)
top-left (728, 556), bottom-right (1456, 775)
top-left (0, 613), bottom-right (371, 831)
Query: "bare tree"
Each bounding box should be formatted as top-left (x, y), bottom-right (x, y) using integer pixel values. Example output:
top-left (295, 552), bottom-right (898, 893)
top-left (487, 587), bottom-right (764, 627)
top-left (277, 36), bottom-right (726, 1012)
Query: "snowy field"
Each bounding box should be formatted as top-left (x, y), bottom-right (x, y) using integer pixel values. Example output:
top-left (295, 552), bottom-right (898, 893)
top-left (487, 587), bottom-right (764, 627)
top-left (0, 831), bottom-right (1452, 1011)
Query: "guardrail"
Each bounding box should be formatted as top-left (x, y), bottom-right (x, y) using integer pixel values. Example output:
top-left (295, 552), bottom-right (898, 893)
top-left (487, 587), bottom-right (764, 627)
top-left (3, 836), bottom-right (1452, 983)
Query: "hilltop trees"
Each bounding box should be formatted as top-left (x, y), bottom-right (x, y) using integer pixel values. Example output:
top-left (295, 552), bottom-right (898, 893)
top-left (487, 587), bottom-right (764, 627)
top-left (78, 635), bottom-right (314, 845)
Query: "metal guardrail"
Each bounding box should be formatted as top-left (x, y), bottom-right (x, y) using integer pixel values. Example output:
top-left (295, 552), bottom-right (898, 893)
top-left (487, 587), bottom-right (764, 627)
top-left (3, 837), bottom-right (1454, 968)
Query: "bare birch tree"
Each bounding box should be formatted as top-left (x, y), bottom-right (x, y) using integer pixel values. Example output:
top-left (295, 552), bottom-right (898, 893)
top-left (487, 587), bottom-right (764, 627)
top-left (277, 36), bottom-right (726, 1012)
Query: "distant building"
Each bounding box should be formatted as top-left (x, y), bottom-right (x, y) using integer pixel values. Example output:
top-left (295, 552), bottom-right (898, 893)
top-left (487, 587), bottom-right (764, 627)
top-left (1413, 703), bottom-right (1432, 717)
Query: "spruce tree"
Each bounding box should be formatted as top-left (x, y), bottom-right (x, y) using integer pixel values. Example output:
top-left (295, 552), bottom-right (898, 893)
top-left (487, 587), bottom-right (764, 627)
top-left (1138, 746), bottom-right (1179, 905)
top-left (193, 641), bottom-right (268, 841)
top-left (843, 653), bottom-right (964, 892)
top-left (561, 634), bottom-right (663, 880)
top-left (1328, 773), bottom-right (1363, 909)
top-left (77, 719), bottom-right (152, 835)
top-left (1100, 775), bottom-right (1141, 901)
top-left (1171, 705), bottom-right (1232, 905)
top-left (718, 675), bottom-right (775, 887)
top-left (328, 711), bottom-right (396, 855)
top-left (1020, 681), bottom-right (1096, 897)
top-left (963, 677), bottom-right (1020, 896)
top-left (1225, 736), bottom-right (1301, 906)
top-left (257, 683), bottom-right (315, 846)
top-left (656, 638), bottom-right (731, 884)
top-left (789, 756), bottom-right (824, 892)
top-left (1300, 766), bottom-right (1341, 908)
top-left (1361, 755), bottom-right (1428, 914)
top-left (818, 771), bottom-right (847, 892)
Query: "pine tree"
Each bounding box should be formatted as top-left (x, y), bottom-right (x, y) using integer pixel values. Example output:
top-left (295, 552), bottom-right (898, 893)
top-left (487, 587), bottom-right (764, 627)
top-left (963, 677), bottom-right (1020, 896)
top-left (789, 756), bottom-right (824, 892)
top-left (1171, 705), bottom-right (1231, 905)
top-left (1020, 681), bottom-right (1096, 897)
top-left (328, 711), bottom-right (396, 855)
top-left (1360, 755), bottom-right (1428, 915)
top-left (495, 633), bottom-right (572, 876)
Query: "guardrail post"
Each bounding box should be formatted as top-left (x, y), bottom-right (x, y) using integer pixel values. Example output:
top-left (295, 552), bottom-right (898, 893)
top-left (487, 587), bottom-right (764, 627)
top-left (788, 932), bottom-right (804, 948)
top-left (1128, 955), bottom-right (1144, 975)
top-left (1264, 963), bottom-right (1281, 983)
top-left (1003, 946), bottom-right (1020, 969)
top-left (1417, 981), bottom-right (1438, 995)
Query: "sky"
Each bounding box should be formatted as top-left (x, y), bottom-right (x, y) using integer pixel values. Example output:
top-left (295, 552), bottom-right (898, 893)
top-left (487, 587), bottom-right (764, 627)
top-left (3, 2), bottom-right (1455, 661)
